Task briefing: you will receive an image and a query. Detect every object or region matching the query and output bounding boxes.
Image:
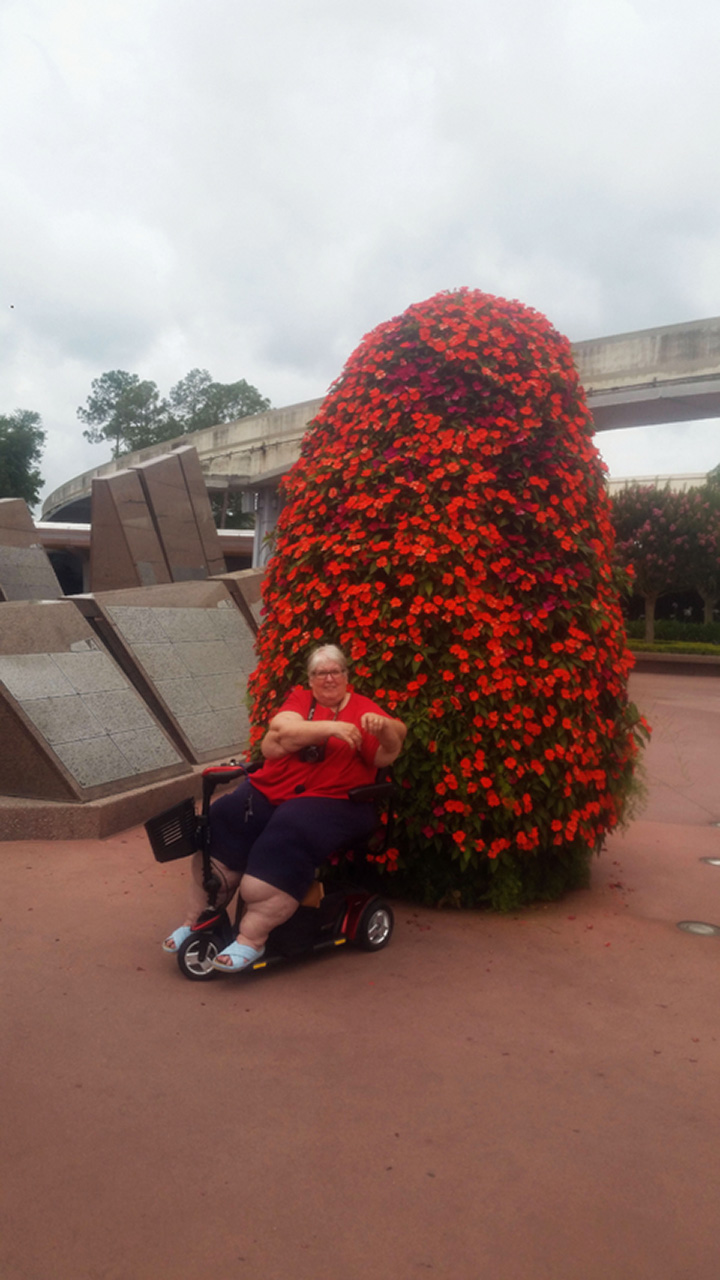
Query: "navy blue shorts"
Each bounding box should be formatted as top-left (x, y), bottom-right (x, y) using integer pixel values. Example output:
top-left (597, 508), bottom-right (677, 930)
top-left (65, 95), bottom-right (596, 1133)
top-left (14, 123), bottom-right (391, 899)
top-left (208, 779), bottom-right (378, 901)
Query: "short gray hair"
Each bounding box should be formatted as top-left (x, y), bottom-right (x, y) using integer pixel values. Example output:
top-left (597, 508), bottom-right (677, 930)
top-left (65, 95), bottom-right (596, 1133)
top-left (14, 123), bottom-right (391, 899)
top-left (307, 644), bottom-right (348, 678)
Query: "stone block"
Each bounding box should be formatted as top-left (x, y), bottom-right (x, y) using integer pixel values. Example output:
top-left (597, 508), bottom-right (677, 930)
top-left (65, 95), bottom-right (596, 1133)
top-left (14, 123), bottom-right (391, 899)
top-left (195, 673), bottom-right (245, 710)
top-left (131, 643), bottom-right (192, 683)
top-left (173, 640), bottom-right (237, 677)
top-left (79, 580), bottom-right (256, 762)
top-left (0, 600), bottom-right (188, 801)
top-left (52, 736), bottom-right (138, 789)
top-left (0, 769), bottom-right (204, 842)
top-left (0, 653), bottom-right (77, 701)
top-left (21, 694), bottom-right (105, 744)
top-left (80, 688), bottom-right (156, 733)
top-left (90, 471), bottom-right (171, 592)
top-left (0, 499), bottom-right (40, 545)
top-left (104, 605), bottom-right (168, 645)
top-left (52, 649), bottom-right (129, 693)
top-left (149, 606), bottom-right (217, 643)
top-left (134, 453), bottom-right (209, 583)
top-left (214, 568), bottom-right (265, 632)
top-left (175, 707), bottom-right (249, 754)
top-left (110, 727), bottom-right (185, 774)
top-left (0, 697), bottom-right (77, 801)
top-left (175, 446), bottom-right (226, 576)
top-left (154, 678), bottom-right (212, 717)
top-left (0, 544), bottom-right (64, 602)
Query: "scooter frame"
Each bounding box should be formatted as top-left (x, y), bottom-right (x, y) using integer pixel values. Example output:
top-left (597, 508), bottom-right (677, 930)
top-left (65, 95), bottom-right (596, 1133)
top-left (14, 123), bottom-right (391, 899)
top-left (146, 762), bottom-right (396, 981)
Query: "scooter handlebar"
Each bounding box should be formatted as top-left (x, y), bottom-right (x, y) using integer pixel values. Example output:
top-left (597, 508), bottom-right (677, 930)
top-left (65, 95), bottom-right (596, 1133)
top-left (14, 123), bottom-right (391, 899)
top-left (201, 760), bottom-right (260, 804)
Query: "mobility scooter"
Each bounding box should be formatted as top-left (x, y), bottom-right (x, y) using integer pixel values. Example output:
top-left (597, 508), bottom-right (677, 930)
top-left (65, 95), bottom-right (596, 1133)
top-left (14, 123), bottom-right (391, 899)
top-left (146, 762), bottom-right (396, 981)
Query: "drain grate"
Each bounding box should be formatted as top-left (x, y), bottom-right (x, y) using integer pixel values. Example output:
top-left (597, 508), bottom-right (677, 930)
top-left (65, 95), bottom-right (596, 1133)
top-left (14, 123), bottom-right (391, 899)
top-left (677, 921), bottom-right (720, 937)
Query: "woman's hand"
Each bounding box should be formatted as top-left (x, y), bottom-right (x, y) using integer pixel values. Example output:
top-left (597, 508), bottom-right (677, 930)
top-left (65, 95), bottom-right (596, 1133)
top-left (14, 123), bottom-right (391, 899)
top-left (361, 712), bottom-right (407, 767)
top-left (360, 712), bottom-right (388, 736)
top-left (328, 721), bottom-right (362, 750)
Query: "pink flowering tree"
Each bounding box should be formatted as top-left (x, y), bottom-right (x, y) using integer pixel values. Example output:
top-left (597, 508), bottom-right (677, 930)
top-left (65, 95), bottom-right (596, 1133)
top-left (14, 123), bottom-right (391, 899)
top-left (611, 486), bottom-right (685, 640)
top-left (612, 483), bottom-right (720, 632)
top-left (674, 485), bottom-right (720, 624)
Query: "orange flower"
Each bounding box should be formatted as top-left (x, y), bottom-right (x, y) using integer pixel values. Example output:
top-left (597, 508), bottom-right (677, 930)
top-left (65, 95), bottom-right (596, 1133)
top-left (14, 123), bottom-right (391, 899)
top-left (248, 286), bottom-right (645, 911)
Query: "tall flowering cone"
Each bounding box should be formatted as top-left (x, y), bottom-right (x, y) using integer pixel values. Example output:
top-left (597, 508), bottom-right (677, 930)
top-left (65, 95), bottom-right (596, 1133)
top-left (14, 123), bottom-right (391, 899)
top-left (248, 289), bottom-right (649, 910)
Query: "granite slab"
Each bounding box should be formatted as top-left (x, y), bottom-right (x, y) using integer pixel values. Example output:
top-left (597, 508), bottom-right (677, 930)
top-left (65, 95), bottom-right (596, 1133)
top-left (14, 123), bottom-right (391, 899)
top-left (90, 471), bottom-right (171, 592)
top-left (81, 580), bottom-right (256, 762)
top-left (134, 453), bottom-right (209, 583)
top-left (0, 600), bottom-right (189, 801)
top-left (175, 446), bottom-right (227, 576)
top-left (0, 544), bottom-right (63, 601)
top-left (0, 498), bottom-right (36, 544)
top-left (213, 568), bottom-right (265, 632)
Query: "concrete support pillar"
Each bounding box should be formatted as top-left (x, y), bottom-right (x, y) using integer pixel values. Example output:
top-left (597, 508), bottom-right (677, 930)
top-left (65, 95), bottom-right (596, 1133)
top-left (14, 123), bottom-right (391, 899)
top-left (252, 485), bottom-right (284, 568)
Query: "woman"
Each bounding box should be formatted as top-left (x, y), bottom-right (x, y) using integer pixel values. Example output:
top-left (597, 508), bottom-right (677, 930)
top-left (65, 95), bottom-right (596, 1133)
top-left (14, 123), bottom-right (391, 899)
top-left (163, 644), bottom-right (407, 972)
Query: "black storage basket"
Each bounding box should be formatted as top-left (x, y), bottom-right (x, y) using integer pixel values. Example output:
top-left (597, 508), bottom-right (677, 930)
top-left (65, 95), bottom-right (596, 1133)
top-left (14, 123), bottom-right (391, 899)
top-left (145, 797), bottom-right (200, 863)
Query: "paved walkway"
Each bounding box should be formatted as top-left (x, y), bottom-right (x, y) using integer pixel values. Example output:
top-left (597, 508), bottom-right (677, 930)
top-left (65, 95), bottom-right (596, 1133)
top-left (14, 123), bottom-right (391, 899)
top-left (2, 672), bottom-right (720, 1280)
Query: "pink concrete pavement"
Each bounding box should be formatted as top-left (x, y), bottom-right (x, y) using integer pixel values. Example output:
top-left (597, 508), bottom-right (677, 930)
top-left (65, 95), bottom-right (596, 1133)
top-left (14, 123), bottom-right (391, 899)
top-left (2, 671), bottom-right (720, 1280)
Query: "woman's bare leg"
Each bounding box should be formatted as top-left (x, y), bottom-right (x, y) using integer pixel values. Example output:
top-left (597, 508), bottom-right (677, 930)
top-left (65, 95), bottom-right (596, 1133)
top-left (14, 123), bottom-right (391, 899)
top-left (164, 854), bottom-right (241, 948)
top-left (230, 874), bottom-right (298, 952)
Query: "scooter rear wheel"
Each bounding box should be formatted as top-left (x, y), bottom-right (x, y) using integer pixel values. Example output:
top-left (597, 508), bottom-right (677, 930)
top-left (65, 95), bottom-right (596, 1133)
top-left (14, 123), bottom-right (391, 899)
top-left (354, 899), bottom-right (394, 951)
top-left (177, 931), bottom-right (223, 981)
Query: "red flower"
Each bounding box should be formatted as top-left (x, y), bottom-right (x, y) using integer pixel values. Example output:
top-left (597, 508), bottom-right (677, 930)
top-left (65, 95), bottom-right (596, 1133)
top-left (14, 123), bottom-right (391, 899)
top-left (248, 287), bottom-right (647, 910)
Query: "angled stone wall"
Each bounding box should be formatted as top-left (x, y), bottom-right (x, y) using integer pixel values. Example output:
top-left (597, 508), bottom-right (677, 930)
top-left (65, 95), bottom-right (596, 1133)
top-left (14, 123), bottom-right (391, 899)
top-left (76, 580), bottom-right (255, 763)
top-left (89, 447), bottom-right (227, 592)
top-left (0, 600), bottom-right (189, 801)
top-left (0, 499), bottom-right (63, 602)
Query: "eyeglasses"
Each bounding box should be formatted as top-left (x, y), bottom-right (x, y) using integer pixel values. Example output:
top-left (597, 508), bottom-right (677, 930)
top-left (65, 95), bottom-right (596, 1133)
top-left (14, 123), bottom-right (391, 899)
top-left (310, 668), bottom-right (346, 681)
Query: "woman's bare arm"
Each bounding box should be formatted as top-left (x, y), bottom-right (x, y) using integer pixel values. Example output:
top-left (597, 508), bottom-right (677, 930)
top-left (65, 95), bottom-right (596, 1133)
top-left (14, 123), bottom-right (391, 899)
top-left (261, 711), bottom-right (362, 759)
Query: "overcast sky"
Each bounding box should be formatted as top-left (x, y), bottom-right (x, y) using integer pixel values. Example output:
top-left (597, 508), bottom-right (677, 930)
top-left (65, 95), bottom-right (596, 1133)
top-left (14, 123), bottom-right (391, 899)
top-left (3, 0), bottom-right (720, 509)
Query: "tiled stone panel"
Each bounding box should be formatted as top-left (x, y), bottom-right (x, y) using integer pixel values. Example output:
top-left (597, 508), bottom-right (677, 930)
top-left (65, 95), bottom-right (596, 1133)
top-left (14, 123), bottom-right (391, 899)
top-left (0, 602), bottom-right (188, 800)
top-left (88, 582), bottom-right (256, 762)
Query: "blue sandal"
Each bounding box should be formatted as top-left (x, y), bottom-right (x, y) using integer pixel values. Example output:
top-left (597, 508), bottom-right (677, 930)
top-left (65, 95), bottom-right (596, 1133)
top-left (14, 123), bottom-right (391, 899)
top-left (211, 941), bottom-right (266, 973)
top-left (162, 926), bottom-right (192, 954)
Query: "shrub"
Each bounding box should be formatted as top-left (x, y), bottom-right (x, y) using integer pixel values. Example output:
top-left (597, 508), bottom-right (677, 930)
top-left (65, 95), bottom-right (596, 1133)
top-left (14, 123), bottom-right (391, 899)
top-left (625, 619), bottom-right (720, 644)
top-left (629, 641), bottom-right (720, 656)
top-left (248, 289), bottom-right (649, 910)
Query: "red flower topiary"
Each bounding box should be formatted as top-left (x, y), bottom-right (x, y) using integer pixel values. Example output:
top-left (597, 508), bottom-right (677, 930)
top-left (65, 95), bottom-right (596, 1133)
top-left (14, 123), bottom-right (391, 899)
top-left (248, 288), bottom-right (649, 910)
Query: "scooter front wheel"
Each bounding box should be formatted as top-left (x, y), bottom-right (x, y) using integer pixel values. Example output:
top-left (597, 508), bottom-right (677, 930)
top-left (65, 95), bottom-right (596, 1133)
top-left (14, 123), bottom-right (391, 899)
top-left (177, 931), bottom-right (223, 981)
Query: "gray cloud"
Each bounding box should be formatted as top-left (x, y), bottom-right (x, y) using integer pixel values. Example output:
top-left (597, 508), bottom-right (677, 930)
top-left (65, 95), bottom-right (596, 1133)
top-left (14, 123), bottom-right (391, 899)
top-left (2, 0), bottom-right (720, 504)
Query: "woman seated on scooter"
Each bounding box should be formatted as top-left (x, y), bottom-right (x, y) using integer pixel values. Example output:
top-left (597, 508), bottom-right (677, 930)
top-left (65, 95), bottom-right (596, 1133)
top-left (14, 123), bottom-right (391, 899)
top-left (163, 644), bottom-right (407, 973)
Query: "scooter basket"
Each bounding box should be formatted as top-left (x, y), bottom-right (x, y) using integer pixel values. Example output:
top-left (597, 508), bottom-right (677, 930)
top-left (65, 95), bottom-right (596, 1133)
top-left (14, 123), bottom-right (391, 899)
top-left (145, 797), bottom-right (199, 863)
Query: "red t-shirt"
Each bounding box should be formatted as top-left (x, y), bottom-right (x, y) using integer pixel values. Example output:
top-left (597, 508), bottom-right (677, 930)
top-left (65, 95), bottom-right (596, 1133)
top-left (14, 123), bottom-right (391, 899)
top-left (250, 685), bottom-right (387, 803)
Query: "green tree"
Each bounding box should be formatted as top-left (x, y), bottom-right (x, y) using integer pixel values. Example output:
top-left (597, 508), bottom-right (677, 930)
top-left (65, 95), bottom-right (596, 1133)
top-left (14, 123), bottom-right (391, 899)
top-left (78, 371), bottom-right (172, 457)
top-left (209, 491), bottom-right (255, 530)
top-left (0, 409), bottom-right (46, 506)
top-left (166, 369), bottom-right (270, 435)
top-left (79, 368), bottom-right (271, 458)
